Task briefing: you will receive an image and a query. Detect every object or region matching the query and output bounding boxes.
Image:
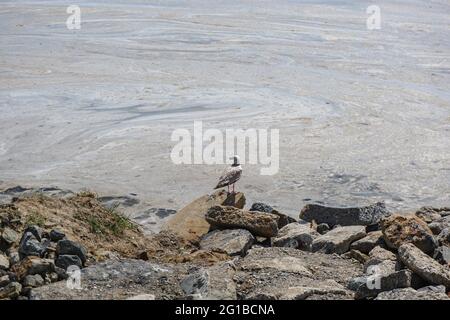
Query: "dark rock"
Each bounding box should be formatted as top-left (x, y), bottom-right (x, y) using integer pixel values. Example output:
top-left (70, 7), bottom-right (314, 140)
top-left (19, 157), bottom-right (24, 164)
top-left (437, 228), bottom-right (450, 246)
top-left (205, 205), bottom-right (279, 238)
top-left (381, 214), bottom-right (438, 254)
top-left (11, 257), bottom-right (55, 280)
top-left (312, 226), bottom-right (366, 254)
top-left (316, 223), bottom-right (330, 235)
top-left (8, 251), bottom-right (20, 266)
top-left (56, 239), bottom-right (87, 264)
top-left (0, 274), bottom-right (9, 287)
top-left (23, 225), bottom-right (43, 242)
top-left (250, 202), bottom-right (296, 228)
top-left (398, 243), bottom-right (450, 289)
top-left (299, 202), bottom-right (389, 227)
top-left (350, 231), bottom-right (385, 254)
top-left (200, 229), bottom-right (254, 257)
top-left (49, 229), bottom-right (66, 242)
top-left (55, 255), bottom-right (83, 270)
top-left (180, 268), bottom-right (209, 296)
top-left (18, 232), bottom-right (46, 259)
top-left (272, 222), bottom-right (319, 251)
top-left (433, 246), bottom-right (450, 265)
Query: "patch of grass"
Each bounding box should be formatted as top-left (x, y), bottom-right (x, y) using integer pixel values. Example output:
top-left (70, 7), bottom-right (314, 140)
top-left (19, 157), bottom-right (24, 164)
top-left (106, 203), bottom-right (136, 236)
top-left (25, 211), bottom-right (46, 227)
top-left (77, 189), bottom-right (98, 198)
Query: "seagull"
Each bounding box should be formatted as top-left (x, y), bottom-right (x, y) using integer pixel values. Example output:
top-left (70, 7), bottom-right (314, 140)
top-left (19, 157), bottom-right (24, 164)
top-left (214, 155), bottom-right (242, 194)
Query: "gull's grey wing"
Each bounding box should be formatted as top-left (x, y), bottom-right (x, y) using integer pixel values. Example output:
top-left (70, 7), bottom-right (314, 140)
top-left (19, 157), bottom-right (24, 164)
top-left (214, 166), bottom-right (242, 189)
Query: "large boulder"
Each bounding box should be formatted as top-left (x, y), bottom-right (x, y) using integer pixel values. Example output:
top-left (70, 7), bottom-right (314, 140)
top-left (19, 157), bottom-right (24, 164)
top-left (250, 203), bottom-right (296, 228)
top-left (398, 243), bottom-right (450, 289)
top-left (200, 229), bottom-right (254, 257)
top-left (350, 231), bottom-right (385, 254)
top-left (18, 232), bottom-right (47, 259)
top-left (311, 226), bottom-right (366, 254)
top-left (381, 215), bottom-right (437, 253)
top-left (364, 246), bottom-right (397, 272)
top-left (164, 190), bottom-right (245, 241)
top-left (56, 240), bottom-right (88, 265)
top-left (205, 206), bottom-right (279, 238)
top-left (272, 222), bottom-right (319, 251)
top-left (299, 202), bottom-right (389, 227)
top-left (375, 287), bottom-right (450, 300)
top-left (235, 247), bottom-right (362, 300)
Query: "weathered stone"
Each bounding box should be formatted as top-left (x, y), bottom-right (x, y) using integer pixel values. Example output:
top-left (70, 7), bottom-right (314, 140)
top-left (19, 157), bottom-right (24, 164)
top-left (415, 208), bottom-right (442, 223)
top-left (272, 222), bottom-right (319, 250)
top-left (316, 223), bottom-right (330, 235)
top-left (235, 247), bottom-right (362, 300)
top-left (22, 274), bottom-right (44, 288)
top-left (30, 259), bottom-right (189, 300)
top-left (0, 253), bottom-right (10, 270)
top-left (300, 202), bottom-right (389, 227)
top-left (18, 232), bottom-right (47, 259)
top-left (437, 228), bottom-right (450, 246)
top-left (417, 285), bottom-right (446, 293)
top-left (364, 246), bottom-right (397, 272)
top-left (205, 205), bottom-right (279, 238)
top-left (200, 229), bottom-right (254, 257)
top-left (0, 281), bottom-right (21, 299)
top-left (1, 227), bottom-right (19, 248)
top-left (278, 279), bottom-right (352, 300)
top-left (381, 214), bottom-right (437, 253)
top-left (164, 190), bottom-right (246, 241)
top-left (180, 268), bottom-right (209, 296)
top-left (126, 294), bottom-right (156, 300)
top-left (55, 254), bottom-right (83, 270)
top-left (312, 226), bottom-right (366, 254)
top-left (350, 231), bottom-right (385, 254)
top-left (250, 202), bottom-right (296, 228)
top-left (341, 250), bottom-right (369, 264)
top-left (398, 243), bottom-right (450, 289)
top-left (375, 287), bottom-right (450, 300)
top-left (8, 251), bottom-right (20, 266)
top-left (11, 257), bottom-right (55, 280)
top-left (428, 216), bottom-right (450, 236)
top-left (56, 239), bottom-right (87, 264)
top-left (350, 259), bottom-right (412, 299)
top-left (0, 275), bottom-right (10, 287)
top-left (49, 229), bottom-right (66, 242)
top-left (433, 246), bottom-right (450, 265)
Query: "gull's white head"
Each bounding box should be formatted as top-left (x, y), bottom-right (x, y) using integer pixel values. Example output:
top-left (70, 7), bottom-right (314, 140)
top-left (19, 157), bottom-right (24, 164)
top-left (230, 155), bottom-right (240, 166)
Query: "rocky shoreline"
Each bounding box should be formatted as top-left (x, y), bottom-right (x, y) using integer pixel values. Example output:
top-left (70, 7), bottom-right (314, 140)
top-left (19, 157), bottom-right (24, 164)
top-left (0, 186), bottom-right (449, 300)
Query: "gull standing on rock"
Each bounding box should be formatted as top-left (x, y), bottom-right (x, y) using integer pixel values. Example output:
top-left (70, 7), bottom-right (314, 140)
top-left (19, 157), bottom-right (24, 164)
top-left (214, 155), bottom-right (242, 194)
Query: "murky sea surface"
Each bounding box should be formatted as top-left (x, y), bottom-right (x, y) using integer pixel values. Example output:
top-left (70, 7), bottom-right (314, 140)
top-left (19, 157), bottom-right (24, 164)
top-left (1, 0), bottom-right (449, 218)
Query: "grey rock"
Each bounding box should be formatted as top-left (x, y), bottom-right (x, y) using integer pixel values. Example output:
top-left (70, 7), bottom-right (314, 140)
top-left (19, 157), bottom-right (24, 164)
top-left (200, 229), bottom-right (254, 257)
top-left (0, 253), bottom-right (10, 270)
top-left (55, 254), bottom-right (83, 270)
top-left (0, 281), bottom-right (21, 299)
top-left (350, 231), bottom-right (385, 254)
top-left (312, 226), bottom-right (366, 254)
top-left (272, 222), bottom-right (319, 251)
top-left (12, 257), bottom-right (55, 280)
top-left (364, 246), bottom-right (397, 272)
top-left (7, 251), bottom-right (20, 266)
top-left (398, 243), bottom-right (450, 289)
top-left (235, 247), bottom-right (362, 300)
top-left (300, 202), bottom-right (389, 227)
top-left (56, 239), bottom-right (87, 264)
top-left (250, 202), bottom-right (296, 228)
top-left (433, 246), bottom-right (450, 265)
top-left (23, 225), bottom-right (43, 242)
top-left (375, 287), bottom-right (450, 300)
top-left (417, 285), bottom-right (446, 293)
top-left (22, 274), bottom-right (44, 288)
top-left (1, 227), bottom-right (19, 248)
top-left (180, 268), bottom-right (209, 296)
top-left (428, 216), bottom-right (450, 235)
top-left (30, 259), bottom-right (189, 300)
top-left (49, 229), bottom-right (66, 242)
top-left (341, 250), bottom-right (369, 264)
top-left (351, 260), bottom-right (412, 299)
top-left (205, 205), bottom-right (279, 238)
top-left (437, 228), bottom-right (450, 246)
